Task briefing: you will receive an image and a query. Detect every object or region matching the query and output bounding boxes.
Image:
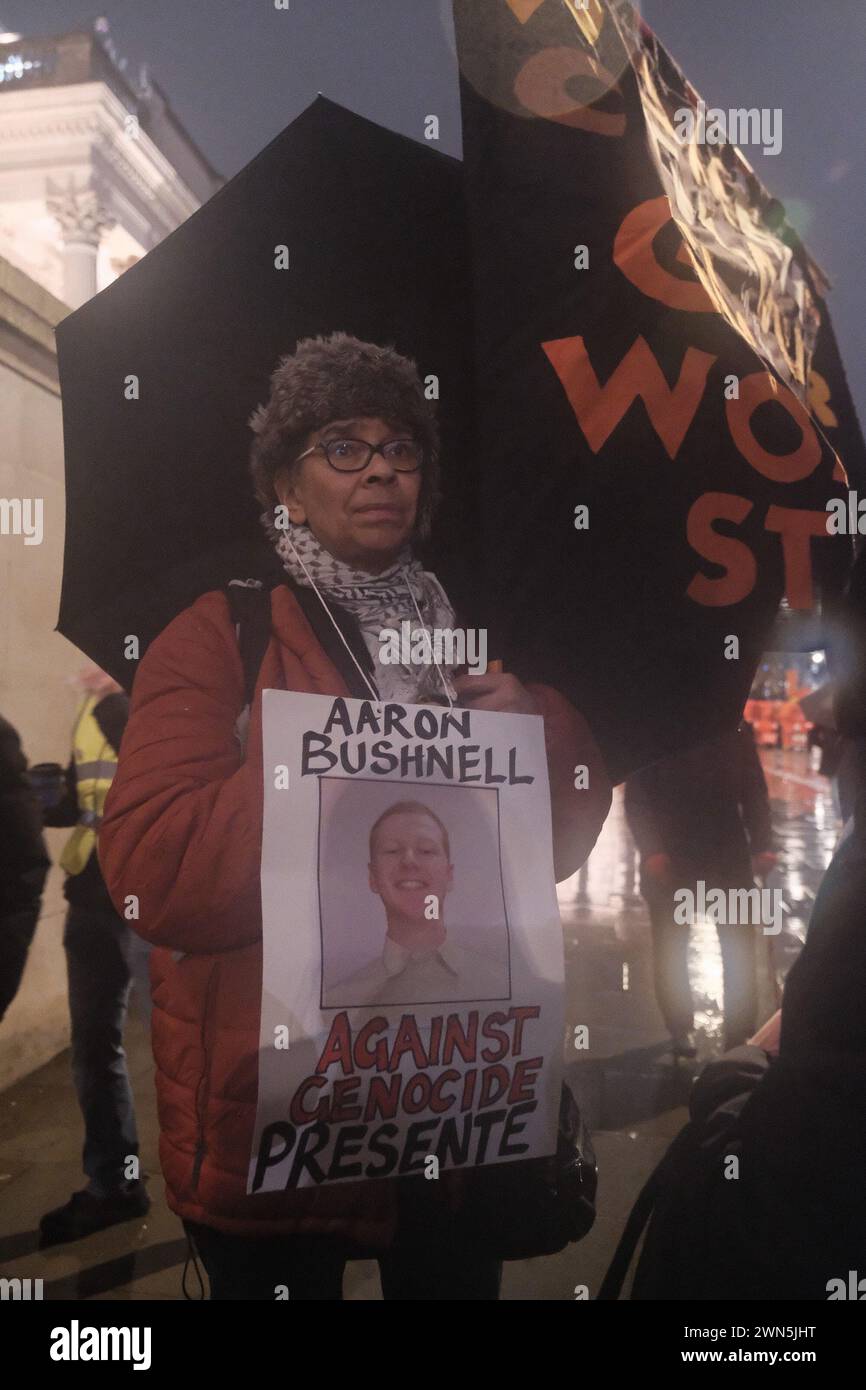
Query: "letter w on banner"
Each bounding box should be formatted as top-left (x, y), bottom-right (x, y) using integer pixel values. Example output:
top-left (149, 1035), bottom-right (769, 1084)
top-left (248, 692), bottom-right (563, 1192)
top-left (453, 0), bottom-right (864, 781)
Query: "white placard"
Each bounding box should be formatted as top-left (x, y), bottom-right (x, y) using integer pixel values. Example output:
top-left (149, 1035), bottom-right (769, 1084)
top-left (248, 691), bottom-right (565, 1193)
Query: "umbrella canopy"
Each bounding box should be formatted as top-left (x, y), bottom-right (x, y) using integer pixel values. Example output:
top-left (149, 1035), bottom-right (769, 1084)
top-left (56, 97), bottom-right (474, 689)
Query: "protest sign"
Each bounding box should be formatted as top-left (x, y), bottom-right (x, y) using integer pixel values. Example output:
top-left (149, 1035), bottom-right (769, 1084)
top-left (248, 691), bottom-right (564, 1193)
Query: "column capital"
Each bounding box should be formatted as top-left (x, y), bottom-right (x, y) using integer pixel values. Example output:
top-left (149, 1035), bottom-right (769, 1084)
top-left (46, 177), bottom-right (116, 247)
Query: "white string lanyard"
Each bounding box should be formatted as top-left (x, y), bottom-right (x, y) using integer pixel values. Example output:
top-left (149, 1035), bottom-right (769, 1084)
top-left (284, 536), bottom-right (454, 712)
top-left (401, 566), bottom-right (455, 712)
top-left (285, 537), bottom-right (380, 702)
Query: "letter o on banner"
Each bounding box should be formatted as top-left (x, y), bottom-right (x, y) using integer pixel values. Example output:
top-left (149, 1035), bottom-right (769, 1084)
top-left (513, 47), bottom-right (626, 135)
top-left (726, 373), bottom-right (822, 483)
top-left (613, 198), bottom-right (715, 312)
top-left (403, 1073), bottom-right (433, 1115)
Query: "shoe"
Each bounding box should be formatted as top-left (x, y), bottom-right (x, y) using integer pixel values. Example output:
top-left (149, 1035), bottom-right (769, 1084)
top-left (39, 1183), bottom-right (150, 1248)
top-left (670, 1031), bottom-right (698, 1059)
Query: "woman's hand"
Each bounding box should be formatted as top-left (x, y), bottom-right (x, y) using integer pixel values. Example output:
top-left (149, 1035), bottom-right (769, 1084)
top-left (453, 671), bottom-right (540, 716)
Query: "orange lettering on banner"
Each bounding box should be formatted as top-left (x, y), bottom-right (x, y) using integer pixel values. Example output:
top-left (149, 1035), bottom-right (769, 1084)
top-left (686, 496), bottom-right (828, 609)
top-left (613, 198), bottom-right (716, 312)
top-left (542, 334), bottom-right (716, 458)
top-left (503, 0), bottom-right (545, 21)
top-left (764, 507), bottom-right (829, 609)
top-left (686, 493), bottom-right (757, 606)
top-left (503, 0), bottom-right (604, 44)
top-left (513, 47), bottom-right (626, 135)
top-left (808, 370), bottom-right (839, 429)
top-left (726, 373), bottom-right (822, 484)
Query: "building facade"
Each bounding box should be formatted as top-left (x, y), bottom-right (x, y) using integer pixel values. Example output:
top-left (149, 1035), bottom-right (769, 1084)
top-left (0, 21), bottom-right (223, 1087)
top-left (0, 23), bottom-right (222, 306)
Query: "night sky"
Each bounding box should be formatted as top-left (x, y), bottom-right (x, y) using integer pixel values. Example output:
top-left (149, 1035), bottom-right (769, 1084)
top-left (4, 0), bottom-right (864, 419)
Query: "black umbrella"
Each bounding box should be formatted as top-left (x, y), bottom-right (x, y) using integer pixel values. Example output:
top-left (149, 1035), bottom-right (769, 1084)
top-left (56, 96), bottom-right (474, 690)
top-left (57, 21), bottom-right (863, 783)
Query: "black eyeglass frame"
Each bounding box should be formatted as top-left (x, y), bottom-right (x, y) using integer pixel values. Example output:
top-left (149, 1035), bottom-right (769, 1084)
top-left (293, 436), bottom-right (424, 473)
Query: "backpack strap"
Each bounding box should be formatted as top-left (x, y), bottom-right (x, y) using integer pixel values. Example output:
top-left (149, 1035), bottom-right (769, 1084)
top-left (595, 1172), bottom-right (658, 1301)
top-left (291, 584), bottom-right (379, 701)
top-left (226, 573), bottom-right (380, 709)
top-left (226, 579), bottom-right (273, 708)
top-left (595, 1121), bottom-right (696, 1300)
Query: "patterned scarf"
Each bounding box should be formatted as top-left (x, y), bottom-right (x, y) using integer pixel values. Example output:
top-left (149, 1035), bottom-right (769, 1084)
top-left (275, 522), bottom-right (458, 705)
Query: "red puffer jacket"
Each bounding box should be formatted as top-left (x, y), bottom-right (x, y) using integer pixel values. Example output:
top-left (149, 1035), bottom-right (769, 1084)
top-left (99, 583), bottom-right (610, 1243)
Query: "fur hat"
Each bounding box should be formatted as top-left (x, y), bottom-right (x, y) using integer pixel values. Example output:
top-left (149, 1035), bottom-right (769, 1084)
top-left (248, 332), bottom-right (440, 542)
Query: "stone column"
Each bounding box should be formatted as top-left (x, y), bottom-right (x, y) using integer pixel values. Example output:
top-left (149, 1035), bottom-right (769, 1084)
top-left (46, 178), bottom-right (116, 309)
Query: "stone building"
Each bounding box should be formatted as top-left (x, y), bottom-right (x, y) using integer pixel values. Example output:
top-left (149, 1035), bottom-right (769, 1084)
top-left (0, 21), bottom-right (223, 1086)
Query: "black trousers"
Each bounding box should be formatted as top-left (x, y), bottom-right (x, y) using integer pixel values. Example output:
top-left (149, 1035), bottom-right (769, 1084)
top-left (0, 905), bottom-right (40, 1021)
top-left (185, 1178), bottom-right (502, 1301)
top-left (646, 887), bottom-right (758, 1049)
top-left (64, 905), bottom-right (141, 1194)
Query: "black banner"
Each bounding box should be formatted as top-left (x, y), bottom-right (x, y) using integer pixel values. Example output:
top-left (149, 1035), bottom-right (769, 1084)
top-left (453, 0), bottom-right (859, 780)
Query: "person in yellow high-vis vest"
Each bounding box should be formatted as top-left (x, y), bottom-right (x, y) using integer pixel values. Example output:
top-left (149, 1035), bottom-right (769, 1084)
top-left (57, 691), bottom-right (118, 877)
top-left (38, 667), bottom-right (151, 1247)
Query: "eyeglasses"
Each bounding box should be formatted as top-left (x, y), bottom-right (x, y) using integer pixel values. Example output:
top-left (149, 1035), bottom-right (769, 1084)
top-left (294, 437), bottom-right (423, 473)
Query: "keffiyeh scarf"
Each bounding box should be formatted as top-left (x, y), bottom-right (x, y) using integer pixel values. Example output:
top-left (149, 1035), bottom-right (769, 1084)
top-left (275, 522), bottom-right (458, 705)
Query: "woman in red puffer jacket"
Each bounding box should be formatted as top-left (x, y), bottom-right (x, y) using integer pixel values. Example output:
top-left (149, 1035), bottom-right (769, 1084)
top-left (100, 332), bottom-right (611, 1300)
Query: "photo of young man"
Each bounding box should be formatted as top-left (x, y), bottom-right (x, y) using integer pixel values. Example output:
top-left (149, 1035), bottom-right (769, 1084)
top-left (322, 799), bottom-right (510, 1007)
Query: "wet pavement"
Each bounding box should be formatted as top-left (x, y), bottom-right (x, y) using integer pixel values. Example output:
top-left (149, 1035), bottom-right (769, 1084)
top-left (0, 750), bottom-right (840, 1300)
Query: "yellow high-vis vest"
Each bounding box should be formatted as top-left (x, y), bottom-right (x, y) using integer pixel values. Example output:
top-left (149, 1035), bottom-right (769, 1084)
top-left (59, 695), bottom-right (119, 877)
